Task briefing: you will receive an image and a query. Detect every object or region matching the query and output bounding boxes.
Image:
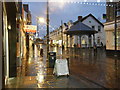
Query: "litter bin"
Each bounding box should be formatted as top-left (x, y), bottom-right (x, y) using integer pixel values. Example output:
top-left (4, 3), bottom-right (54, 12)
top-left (48, 52), bottom-right (56, 68)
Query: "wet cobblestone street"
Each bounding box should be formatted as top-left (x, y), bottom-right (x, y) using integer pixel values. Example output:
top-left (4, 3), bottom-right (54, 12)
top-left (5, 44), bottom-right (120, 89)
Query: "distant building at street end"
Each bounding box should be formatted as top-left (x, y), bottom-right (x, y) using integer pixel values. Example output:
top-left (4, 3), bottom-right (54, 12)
top-left (48, 14), bottom-right (106, 48)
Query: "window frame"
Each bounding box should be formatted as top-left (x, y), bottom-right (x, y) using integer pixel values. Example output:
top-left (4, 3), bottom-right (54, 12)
top-left (98, 26), bottom-right (101, 32)
top-left (91, 26), bottom-right (95, 30)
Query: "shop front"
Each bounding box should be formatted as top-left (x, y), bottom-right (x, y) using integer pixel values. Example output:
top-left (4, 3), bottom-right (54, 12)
top-left (104, 20), bottom-right (120, 50)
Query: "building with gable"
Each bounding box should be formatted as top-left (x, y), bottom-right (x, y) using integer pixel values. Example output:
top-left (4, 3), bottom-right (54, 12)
top-left (48, 14), bottom-right (106, 48)
top-left (77, 14), bottom-right (106, 48)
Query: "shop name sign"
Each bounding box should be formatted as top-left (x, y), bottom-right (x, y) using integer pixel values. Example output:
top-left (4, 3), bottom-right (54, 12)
top-left (24, 25), bottom-right (37, 33)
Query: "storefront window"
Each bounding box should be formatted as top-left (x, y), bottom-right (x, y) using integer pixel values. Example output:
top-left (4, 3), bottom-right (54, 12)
top-left (98, 26), bottom-right (101, 31)
top-left (92, 26), bottom-right (95, 29)
top-left (112, 31), bottom-right (120, 46)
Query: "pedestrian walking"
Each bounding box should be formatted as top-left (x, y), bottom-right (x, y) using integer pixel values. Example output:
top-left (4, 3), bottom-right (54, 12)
top-left (40, 44), bottom-right (43, 57)
top-left (85, 41), bottom-right (87, 48)
top-left (62, 45), bottom-right (64, 50)
top-left (40, 48), bottom-right (43, 57)
top-left (94, 42), bottom-right (97, 52)
top-left (101, 42), bottom-right (103, 48)
top-left (32, 43), bottom-right (34, 50)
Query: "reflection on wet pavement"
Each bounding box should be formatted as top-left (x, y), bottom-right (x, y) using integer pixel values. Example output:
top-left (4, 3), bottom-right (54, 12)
top-left (6, 44), bottom-right (120, 88)
top-left (6, 74), bottom-right (103, 88)
top-left (69, 48), bottom-right (120, 88)
top-left (49, 47), bottom-right (120, 88)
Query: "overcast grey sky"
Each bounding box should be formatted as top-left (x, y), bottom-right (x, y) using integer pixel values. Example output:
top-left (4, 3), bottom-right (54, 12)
top-left (24, 2), bottom-right (106, 38)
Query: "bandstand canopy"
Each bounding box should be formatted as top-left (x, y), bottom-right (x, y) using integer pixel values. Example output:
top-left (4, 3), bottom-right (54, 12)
top-left (64, 22), bottom-right (98, 35)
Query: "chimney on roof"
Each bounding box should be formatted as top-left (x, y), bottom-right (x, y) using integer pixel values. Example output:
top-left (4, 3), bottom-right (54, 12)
top-left (78, 16), bottom-right (82, 21)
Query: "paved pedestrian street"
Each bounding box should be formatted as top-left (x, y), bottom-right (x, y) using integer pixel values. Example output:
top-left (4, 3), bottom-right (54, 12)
top-left (5, 44), bottom-right (120, 89)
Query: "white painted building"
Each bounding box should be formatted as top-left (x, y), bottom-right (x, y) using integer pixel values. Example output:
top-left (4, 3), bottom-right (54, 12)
top-left (49, 14), bottom-right (106, 48)
top-left (80, 14), bottom-right (106, 47)
top-left (49, 20), bottom-right (73, 47)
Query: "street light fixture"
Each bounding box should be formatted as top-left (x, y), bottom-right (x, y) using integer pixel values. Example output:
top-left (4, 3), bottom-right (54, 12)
top-left (36, 17), bottom-right (45, 38)
top-left (35, 13), bottom-right (49, 58)
top-left (38, 17), bottom-right (46, 24)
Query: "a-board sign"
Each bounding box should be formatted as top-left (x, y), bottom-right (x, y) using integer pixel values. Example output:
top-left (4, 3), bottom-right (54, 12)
top-left (53, 59), bottom-right (69, 77)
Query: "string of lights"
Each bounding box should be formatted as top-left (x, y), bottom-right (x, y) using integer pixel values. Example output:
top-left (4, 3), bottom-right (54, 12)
top-left (59, 2), bottom-right (117, 7)
top-left (23, 1), bottom-right (120, 37)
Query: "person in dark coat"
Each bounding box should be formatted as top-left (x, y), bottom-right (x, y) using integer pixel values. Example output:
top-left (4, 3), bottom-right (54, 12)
top-left (32, 43), bottom-right (34, 50)
top-left (94, 42), bottom-right (97, 52)
top-left (62, 45), bottom-right (64, 50)
top-left (101, 42), bottom-right (103, 48)
top-left (40, 48), bottom-right (43, 57)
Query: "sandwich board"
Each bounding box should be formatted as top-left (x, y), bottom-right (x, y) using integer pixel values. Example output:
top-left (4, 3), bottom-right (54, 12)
top-left (53, 59), bottom-right (69, 77)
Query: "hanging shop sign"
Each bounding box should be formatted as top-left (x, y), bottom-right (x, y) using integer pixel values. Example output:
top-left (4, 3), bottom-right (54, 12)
top-left (24, 25), bottom-right (37, 33)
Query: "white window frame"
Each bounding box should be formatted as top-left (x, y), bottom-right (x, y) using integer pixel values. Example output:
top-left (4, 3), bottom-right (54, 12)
top-left (98, 26), bottom-right (101, 32)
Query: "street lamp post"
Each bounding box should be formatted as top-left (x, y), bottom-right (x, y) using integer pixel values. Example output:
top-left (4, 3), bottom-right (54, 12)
top-left (114, 3), bottom-right (117, 51)
top-left (46, 1), bottom-right (49, 59)
top-left (36, 18), bottom-right (39, 38)
top-left (114, 2), bottom-right (118, 56)
top-left (61, 20), bottom-right (63, 51)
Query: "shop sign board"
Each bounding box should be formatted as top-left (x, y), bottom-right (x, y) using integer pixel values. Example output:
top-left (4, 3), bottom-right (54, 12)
top-left (24, 25), bottom-right (37, 33)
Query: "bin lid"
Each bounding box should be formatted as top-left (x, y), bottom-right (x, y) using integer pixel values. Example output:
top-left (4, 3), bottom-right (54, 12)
top-left (49, 52), bottom-right (56, 55)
